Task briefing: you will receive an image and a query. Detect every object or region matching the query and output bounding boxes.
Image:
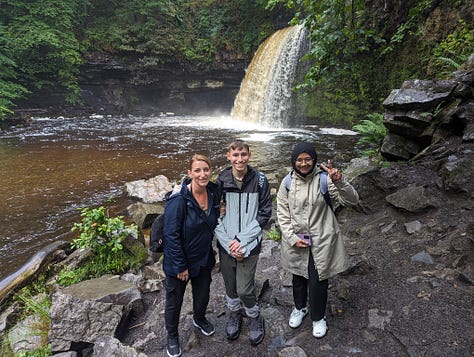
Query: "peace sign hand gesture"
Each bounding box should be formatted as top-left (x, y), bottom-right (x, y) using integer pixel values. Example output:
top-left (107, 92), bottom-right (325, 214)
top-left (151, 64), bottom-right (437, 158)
top-left (320, 160), bottom-right (343, 183)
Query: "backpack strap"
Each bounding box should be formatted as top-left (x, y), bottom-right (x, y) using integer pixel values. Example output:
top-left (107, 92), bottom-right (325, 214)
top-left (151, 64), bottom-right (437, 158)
top-left (284, 172), bottom-right (292, 192)
top-left (319, 171), bottom-right (333, 210)
top-left (284, 171), bottom-right (333, 210)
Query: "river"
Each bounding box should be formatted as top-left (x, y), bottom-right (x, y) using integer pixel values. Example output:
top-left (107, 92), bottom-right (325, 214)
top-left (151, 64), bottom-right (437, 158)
top-left (0, 114), bottom-right (359, 281)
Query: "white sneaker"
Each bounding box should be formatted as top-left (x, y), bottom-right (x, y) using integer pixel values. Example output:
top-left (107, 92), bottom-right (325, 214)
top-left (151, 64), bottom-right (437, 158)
top-left (312, 318), bottom-right (327, 338)
top-left (288, 307), bottom-right (308, 328)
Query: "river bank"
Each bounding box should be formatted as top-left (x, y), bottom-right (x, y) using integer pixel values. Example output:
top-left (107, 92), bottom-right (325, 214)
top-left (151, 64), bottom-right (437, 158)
top-left (1, 134), bottom-right (473, 356)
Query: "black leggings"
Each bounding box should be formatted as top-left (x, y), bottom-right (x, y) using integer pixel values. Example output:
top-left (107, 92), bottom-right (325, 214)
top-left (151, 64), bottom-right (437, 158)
top-left (292, 251), bottom-right (328, 321)
top-left (164, 267), bottom-right (212, 336)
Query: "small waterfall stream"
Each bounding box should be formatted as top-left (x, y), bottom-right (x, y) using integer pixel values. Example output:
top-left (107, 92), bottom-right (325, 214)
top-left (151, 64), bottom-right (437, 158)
top-left (231, 25), bottom-right (308, 128)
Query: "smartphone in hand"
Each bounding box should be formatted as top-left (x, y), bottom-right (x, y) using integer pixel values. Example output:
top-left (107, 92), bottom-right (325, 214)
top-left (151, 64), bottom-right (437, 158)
top-left (296, 233), bottom-right (312, 246)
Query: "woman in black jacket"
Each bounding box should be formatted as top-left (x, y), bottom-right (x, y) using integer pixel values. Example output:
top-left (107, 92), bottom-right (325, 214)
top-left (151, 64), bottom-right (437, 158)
top-left (163, 154), bottom-right (219, 357)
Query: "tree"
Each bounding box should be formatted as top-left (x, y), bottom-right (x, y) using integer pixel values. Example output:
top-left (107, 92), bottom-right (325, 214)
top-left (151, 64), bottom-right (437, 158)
top-left (0, 0), bottom-right (90, 109)
top-left (0, 27), bottom-right (29, 119)
top-left (0, 0), bottom-right (290, 118)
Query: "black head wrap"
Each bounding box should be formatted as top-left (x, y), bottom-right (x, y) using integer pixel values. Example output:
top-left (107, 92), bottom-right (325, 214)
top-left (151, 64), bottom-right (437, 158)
top-left (291, 142), bottom-right (317, 176)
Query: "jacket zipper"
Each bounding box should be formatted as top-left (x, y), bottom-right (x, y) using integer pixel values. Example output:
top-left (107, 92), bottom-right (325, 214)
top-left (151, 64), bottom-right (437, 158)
top-left (238, 191), bottom-right (242, 232)
top-left (246, 192), bottom-right (250, 213)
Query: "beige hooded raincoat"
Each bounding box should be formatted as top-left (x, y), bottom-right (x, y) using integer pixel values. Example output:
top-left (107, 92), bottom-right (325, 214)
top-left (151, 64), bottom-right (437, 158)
top-left (277, 170), bottom-right (359, 281)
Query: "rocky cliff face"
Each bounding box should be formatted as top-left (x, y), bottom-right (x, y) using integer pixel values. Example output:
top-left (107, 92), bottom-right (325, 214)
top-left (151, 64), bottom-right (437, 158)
top-left (381, 55), bottom-right (474, 161)
top-left (14, 51), bottom-right (248, 118)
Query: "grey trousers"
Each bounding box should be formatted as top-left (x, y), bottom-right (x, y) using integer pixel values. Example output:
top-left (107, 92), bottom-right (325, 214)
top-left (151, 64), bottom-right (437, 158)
top-left (219, 250), bottom-right (259, 316)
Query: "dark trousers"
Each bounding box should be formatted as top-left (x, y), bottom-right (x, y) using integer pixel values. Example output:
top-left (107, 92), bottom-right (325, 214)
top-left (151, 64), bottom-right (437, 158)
top-left (292, 251), bottom-right (329, 321)
top-left (164, 267), bottom-right (212, 336)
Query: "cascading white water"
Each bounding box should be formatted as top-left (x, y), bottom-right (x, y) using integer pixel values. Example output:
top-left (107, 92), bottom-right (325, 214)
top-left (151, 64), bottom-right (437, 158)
top-left (231, 25), bottom-right (308, 128)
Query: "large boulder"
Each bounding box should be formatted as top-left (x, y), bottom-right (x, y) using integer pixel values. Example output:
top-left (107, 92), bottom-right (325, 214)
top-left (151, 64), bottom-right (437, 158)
top-left (49, 275), bottom-right (142, 352)
top-left (126, 202), bottom-right (165, 230)
top-left (380, 133), bottom-right (421, 161)
top-left (439, 155), bottom-right (474, 196)
top-left (382, 79), bottom-right (457, 110)
top-left (124, 175), bottom-right (173, 203)
top-left (385, 186), bottom-right (439, 212)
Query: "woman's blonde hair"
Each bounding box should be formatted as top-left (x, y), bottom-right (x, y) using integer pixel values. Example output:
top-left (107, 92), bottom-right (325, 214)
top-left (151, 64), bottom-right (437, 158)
top-left (189, 154), bottom-right (212, 170)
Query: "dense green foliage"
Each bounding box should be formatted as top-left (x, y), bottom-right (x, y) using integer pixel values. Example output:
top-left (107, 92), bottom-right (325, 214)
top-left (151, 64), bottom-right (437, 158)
top-left (430, 19), bottom-right (474, 76)
top-left (0, 0), bottom-right (289, 119)
top-left (268, 0), bottom-right (474, 117)
top-left (83, 0), bottom-right (287, 64)
top-left (0, 0), bottom-right (472, 122)
top-left (0, 0), bottom-right (90, 114)
top-left (0, 36), bottom-right (29, 119)
top-left (57, 206), bottom-right (144, 286)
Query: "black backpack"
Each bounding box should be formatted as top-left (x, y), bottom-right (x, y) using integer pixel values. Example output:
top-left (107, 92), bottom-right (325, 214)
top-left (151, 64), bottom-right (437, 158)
top-left (149, 190), bottom-right (175, 253)
top-left (149, 213), bottom-right (165, 253)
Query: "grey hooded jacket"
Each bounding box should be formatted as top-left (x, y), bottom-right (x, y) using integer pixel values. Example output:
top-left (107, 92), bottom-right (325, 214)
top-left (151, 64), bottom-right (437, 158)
top-left (215, 165), bottom-right (272, 257)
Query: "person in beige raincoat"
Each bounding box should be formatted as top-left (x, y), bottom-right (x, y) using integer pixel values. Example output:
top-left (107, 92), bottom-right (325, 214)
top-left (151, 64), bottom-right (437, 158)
top-left (277, 142), bottom-right (359, 338)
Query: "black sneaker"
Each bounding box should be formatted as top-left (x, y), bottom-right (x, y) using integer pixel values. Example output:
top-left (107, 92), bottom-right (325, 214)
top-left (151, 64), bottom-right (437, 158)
top-left (226, 311), bottom-right (243, 340)
top-left (249, 313), bottom-right (265, 346)
top-left (166, 334), bottom-right (182, 357)
top-left (193, 317), bottom-right (216, 336)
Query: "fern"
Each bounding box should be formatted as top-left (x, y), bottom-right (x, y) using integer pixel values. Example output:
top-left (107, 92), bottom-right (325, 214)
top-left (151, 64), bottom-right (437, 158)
top-left (352, 113), bottom-right (387, 156)
top-left (436, 56), bottom-right (460, 70)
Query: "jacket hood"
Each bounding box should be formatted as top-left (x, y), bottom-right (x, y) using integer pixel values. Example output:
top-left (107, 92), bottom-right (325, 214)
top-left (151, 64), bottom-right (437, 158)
top-left (170, 177), bottom-right (218, 202)
top-left (220, 164), bottom-right (257, 184)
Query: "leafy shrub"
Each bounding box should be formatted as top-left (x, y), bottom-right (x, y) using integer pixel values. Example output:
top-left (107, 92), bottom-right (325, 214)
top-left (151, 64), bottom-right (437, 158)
top-left (71, 206), bottom-right (131, 254)
top-left (57, 206), bottom-right (143, 286)
top-left (267, 228), bottom-right (282, 242)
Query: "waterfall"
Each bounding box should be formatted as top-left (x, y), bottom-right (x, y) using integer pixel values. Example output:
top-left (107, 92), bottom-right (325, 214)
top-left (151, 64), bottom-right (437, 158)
top-left (231, 25), bottom-right (308, 128)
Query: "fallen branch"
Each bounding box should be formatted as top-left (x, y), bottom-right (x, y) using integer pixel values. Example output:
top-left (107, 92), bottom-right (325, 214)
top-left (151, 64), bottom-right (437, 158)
top-left (129, 321), bottom-right (145, 330)
top-left (0, 240), bottom-right (67, 306)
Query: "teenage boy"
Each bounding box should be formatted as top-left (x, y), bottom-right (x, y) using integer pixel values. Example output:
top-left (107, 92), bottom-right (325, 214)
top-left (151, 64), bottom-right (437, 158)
top-left (215, 139), bottom-right (272, 346)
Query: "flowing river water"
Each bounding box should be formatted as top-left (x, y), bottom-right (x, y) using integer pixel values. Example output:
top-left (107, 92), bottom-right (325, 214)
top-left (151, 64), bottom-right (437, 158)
top-left (0, 114), bottom-right (360, 281)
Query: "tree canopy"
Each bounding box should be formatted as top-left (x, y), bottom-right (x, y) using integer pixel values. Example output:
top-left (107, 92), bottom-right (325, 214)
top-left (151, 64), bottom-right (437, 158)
top-left (0, 0), bottom-right (472, 120)
top-left (0, 0), bottom-right (289, 119)
top-left (268, 0), bottom-right (474, 113)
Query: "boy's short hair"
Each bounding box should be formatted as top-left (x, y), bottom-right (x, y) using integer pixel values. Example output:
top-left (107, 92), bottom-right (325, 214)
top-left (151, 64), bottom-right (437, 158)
top-left (227, 139), bottom-right (250, 152)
